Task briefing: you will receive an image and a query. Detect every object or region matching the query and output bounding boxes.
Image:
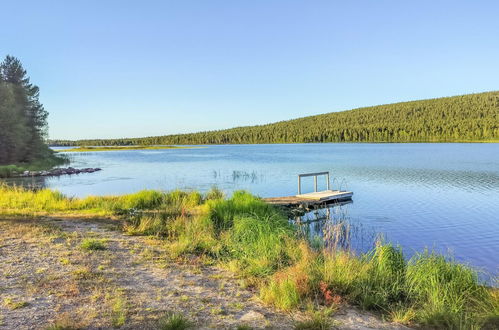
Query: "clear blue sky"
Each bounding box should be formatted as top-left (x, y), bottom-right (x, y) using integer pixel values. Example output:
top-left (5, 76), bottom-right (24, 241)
top-left (2, 1), bottom-right (499, 140)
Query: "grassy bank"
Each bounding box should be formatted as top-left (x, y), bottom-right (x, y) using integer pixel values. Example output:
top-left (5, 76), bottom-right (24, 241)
top-left (1, 185), bottom-right (498, 329)
top-left (0, 154), bottom-right (69, 178)
top-left (60, 145), bottom-right (193, 152)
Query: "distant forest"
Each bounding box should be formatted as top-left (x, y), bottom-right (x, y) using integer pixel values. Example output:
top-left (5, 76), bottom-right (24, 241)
top-left (0, 56), bottom-right (55, 165)
top-left (52, 91), bottom-right (499, 146)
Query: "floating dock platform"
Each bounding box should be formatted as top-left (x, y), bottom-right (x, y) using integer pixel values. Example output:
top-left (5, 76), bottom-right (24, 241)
top-left (263, 190), bottom-right (353, 207)
top-left (263, 172), bottom-right (353, 208)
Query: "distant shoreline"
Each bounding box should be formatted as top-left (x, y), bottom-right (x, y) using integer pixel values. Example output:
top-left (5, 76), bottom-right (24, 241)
top-left (58, 145), bottom-right (199, 152)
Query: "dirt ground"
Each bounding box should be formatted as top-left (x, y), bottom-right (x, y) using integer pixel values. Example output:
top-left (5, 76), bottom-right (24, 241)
top-left (0, 217), bottom-right (408, 329)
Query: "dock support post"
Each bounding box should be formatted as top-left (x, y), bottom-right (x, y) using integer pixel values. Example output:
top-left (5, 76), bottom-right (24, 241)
top-left (327, 173), bottom-right (330, 190)
top-left (298, 176), bottom-right (301, 195)
top-left (314, 175), bottom-right (318, 192)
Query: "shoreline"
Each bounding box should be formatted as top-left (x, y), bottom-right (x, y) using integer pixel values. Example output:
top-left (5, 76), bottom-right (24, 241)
top-left (58, 145), bottom-right (201, 152)
top-left (0, 185), bottom-right (497, 329)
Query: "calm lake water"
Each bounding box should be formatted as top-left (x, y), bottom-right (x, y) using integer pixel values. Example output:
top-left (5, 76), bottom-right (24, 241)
top-left (6, 143), bottom-right (499, 278)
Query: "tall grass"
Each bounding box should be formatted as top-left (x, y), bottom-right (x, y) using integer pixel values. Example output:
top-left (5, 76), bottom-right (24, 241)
top-left (0, 185), bottom-right (201, 216)
top-left (1, 185), bottom-right (497, 328)
top-left (406, 252), bottom-right (491, 328)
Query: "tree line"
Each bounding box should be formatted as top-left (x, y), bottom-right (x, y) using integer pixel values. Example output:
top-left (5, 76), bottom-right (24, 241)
top-left (0, 55), bottom-right (54, 165)
top-left (51, 91), bottom-right (499, 146)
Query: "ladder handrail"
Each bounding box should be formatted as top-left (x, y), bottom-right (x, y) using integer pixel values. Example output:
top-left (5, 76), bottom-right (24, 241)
top-left (297, 171), bottom-right (330, 194)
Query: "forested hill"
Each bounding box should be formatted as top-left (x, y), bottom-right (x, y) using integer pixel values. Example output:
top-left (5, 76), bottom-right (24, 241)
top-left (54, 91), bottom-right (499, 146)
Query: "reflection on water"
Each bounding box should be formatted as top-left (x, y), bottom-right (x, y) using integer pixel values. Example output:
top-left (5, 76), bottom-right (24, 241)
top-left (292, 202), bottom-right (377, 253)
top-left (1, 143), bottom-right (498, 276)
top-left (2, 175), bottom-right (48, 190)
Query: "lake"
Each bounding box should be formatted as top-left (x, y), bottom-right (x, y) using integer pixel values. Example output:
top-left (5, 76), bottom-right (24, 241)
top-left (5, 143), bottom-right (499, 278)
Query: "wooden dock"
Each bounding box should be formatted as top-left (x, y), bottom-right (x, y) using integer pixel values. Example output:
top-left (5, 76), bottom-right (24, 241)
top-left (263, 189), bottom-right (353, 207)
top-left (263, 171), bottom-right (353, 208)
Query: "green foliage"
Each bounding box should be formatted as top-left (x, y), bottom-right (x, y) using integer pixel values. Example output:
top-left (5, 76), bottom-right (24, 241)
top-left (222, 214), bottom-right (294, 276)
top-left (122, 190), bottom-right (164, 210)
top-left (0, 185), bottom-right (204, 216)
top-left (203, 192), bottom-right (296, 276)
top-left (45, 323), bottom-right (80, 330)
top-left (1, 186), bottom-right (497, 328)
top-left (260, 277), bottom-right (301, 310)
top-left (3, 297), bottom-right (29, 310)
top-left (235, 325), bottom-right (253, 330)
top-left (80, 238), bottom-right (107, 251)
top-left (108, 289), bottom-right (128, 328)
top-left (157, 312), bottom-right (194, 330)
top-left (51, 91), bottom-right (499, 146)
top-left (0, 165), bottom-right (24, 178)
top-left (357, 243), bottom-right (406, 310)
top-left (204, 186), bottom-right (225, 200)
top-left (406, 251), bottom-right (489, 328)
top-left (0, 55), bottom-right (53, 165)
top-left (0, 154), bottom-right (68, 178)
top-left (318, 245), bottom-right (494, 328)
top-left (205, 190), bottom-right (285, 234)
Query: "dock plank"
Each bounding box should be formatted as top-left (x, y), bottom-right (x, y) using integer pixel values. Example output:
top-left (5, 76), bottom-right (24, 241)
top-left (263, 190), bottom-right (353, 207)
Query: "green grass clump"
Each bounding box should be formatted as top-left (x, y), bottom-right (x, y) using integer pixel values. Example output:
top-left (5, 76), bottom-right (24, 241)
top-left (0, 165), bottom-right (24, 178)
top-left (260, 277), bottom-right (301, 310)
top-left (80, 238), bottom-right (107, 251)
top-left (294, 308), bottom-right (336, 330)
top-left (45, 324), bottom-right (80, 330)
top-left (235, 325), bottom-right (253, 330)
top-left (3, 297), bottom-right (29, 310)
top-left (223, 214), bottom-right (294, 276)
top-left (405, 251), bottom-right (489, 328)
top-left (205, 186), bottom-right (225, 200)
top-left (108, 289), bottom-right (128, 327)
top-left (157, 312), bottom-right (194, 330)
top-left (204, 191), bottom-right (296, 276)
top-left (356, 243), bottom-right (406, 310)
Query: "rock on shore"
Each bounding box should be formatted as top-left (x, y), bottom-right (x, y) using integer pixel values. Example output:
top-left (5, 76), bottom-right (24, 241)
top-left (19, 167), bottom-right (102, 177)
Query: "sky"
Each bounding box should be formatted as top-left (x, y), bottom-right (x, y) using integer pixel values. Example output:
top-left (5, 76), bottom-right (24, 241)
top-left (2, 0), bottom-right (499, 140)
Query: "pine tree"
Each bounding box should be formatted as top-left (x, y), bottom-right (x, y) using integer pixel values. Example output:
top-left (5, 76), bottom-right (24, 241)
top-left (0, 55), bottom-right (51, 164)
